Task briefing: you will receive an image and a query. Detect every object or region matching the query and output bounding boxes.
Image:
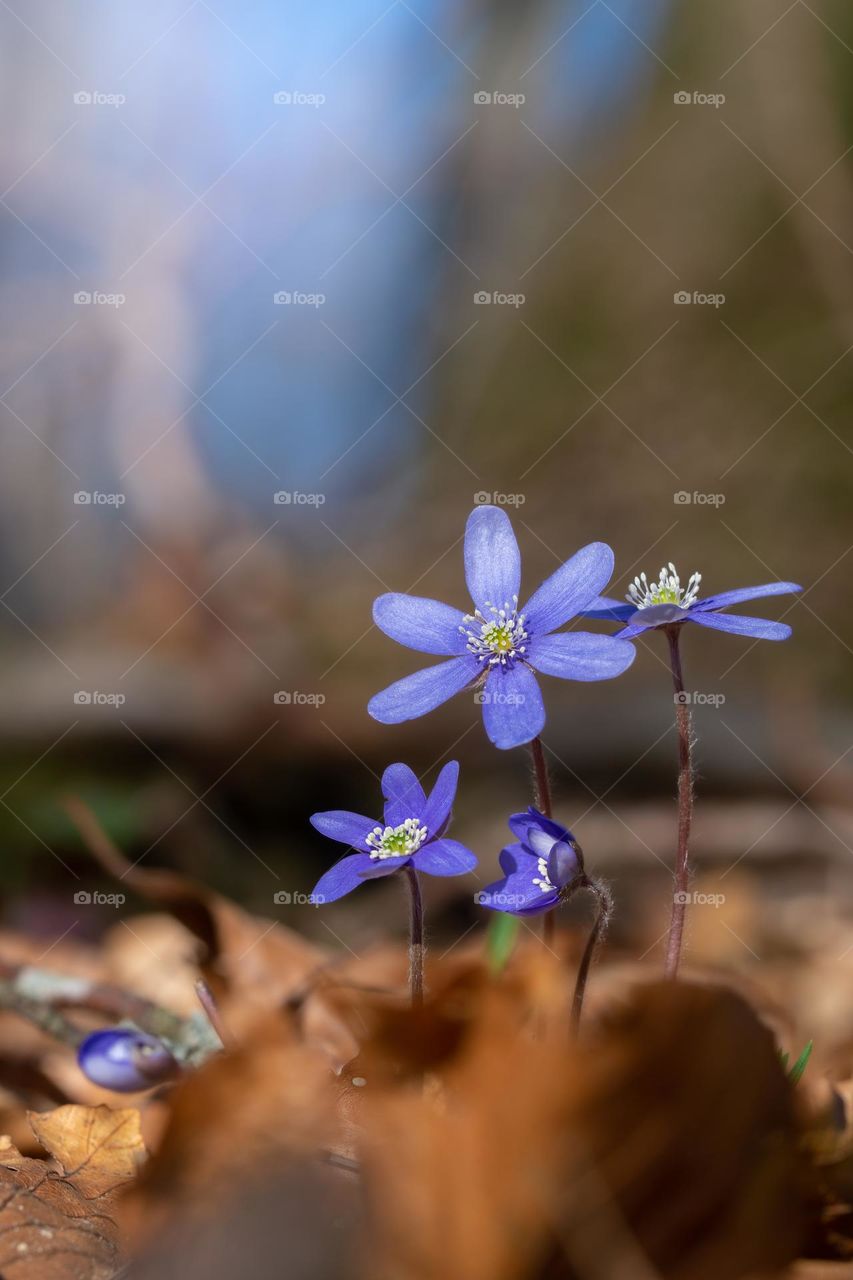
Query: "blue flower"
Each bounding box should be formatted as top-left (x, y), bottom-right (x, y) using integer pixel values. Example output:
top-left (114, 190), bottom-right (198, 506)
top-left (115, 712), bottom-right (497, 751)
top-left (77, 1028), bottom-right (179, 1092)
top-left (368, 505), bottom-right (636, 750)
top-left (478, 807), bottom-right (583, 915)
top-left (583, 562), bottom-right (801, 640)
top-left (310, 761), bottom-right (476, 903)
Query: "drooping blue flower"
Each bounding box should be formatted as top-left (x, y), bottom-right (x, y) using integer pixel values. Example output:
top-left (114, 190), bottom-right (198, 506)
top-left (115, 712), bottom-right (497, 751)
top-left (477, 807), bottom-right (584, 916)
top-left (368, 506), bottom-right (636, 750)
top-left (77, 1028), bottom-right (179, 1092)
top-left (310, 761), bottom-right (476, 903)
top-left (582, 562), bottom-right (801, 641)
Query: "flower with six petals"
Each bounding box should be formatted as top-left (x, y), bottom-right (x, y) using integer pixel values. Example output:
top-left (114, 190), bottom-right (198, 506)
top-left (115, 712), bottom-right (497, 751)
top-left (310, 761), bottom-right (476, 903)
top-left (368, 505), bottom-right (636, 749)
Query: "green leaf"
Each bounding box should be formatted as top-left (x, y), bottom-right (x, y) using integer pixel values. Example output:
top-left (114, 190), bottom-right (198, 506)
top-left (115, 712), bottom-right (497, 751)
top-left (487, 913), bottom-right (519, 973)
top-left (787, 1040), bottom-right (813, 1085)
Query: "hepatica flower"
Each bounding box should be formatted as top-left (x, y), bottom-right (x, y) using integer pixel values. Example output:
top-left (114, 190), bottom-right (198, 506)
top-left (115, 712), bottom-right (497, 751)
top-left (583, 562), bottom-right (801, 641)
top-left (78, 1028), bottom-right (179, 1092)
top-left (368, 506), bottom-right (636, 750)
top-left (310, 761), bottom-right (476, 903)
top-left (478, 807), bottom-right (583, 916)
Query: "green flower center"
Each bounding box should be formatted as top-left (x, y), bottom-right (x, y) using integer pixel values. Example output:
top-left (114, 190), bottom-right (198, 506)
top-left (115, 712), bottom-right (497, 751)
top-left (461, 597), bottom-right (528, 667)
top-left (627, 563), bottom-right (701, 611)
top-left (365, 818), bottom-right (429, 860)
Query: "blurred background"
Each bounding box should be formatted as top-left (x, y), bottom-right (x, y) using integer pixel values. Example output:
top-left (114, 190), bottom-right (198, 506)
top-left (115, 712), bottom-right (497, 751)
top-left (1, 0), bottom-right (852, 1018)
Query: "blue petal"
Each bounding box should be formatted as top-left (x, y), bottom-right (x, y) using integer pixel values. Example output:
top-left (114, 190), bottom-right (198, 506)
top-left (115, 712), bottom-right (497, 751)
top-left (312, 853), bottom-right (405, 904)
top-left (373, 593), bottom-right (468, 655)
top-left (579, 595), bottom-right (635, 622)
top-left (527, 632), bottom-right (636, 681)
top-left (508, 808), bottom-right (571, 846)
top-left (368, 655), bottom-right (480, 724)
top-left (523, 542), bottom-right (614, 636)
top-left (382, 763), bottom-right (426, 826)
top-left (464, 506), bottom-right (521, 612)
top-left (547, 839), bottom-right (581, 889)
top-left (477, 844), bottom-right (559, 916)
top-left (615, 622), bottom-right (656, 639)
top-left (481, 663), bottom-right (545, 750)
top-left (310, 810), bottom-right (376, 849)
top-left (690, 611), bottom-right (792, 641)
top-left (692, 581), bottom-right (801, 612)
top-left (421, 761), bottom-right (459, 837)
top-left (416, 838), bottom-right (477, 876)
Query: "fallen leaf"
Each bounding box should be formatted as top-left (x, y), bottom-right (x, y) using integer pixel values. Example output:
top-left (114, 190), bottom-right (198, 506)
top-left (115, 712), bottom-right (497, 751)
top-left (0, 1104), bottom-right (145, 1278)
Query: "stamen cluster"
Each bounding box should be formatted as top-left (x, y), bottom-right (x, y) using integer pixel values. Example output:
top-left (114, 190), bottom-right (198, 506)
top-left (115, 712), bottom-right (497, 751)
top-left (461, 596), bottom-right (528, 667)
top-left (627, 563), bottom-right (701, 611)
top-left (365, 817), bottom-right (429, 860)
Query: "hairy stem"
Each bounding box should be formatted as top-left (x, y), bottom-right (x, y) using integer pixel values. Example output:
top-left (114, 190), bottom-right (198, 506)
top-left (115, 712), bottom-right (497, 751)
top-left (663, 625), bottom-right (695, 980)
top-left (405, 864), bottom-right (424, 1007)
top-left (529, 736), bottom-right (557, 948)
top-left (570, 878), bottom-right (612, 1035)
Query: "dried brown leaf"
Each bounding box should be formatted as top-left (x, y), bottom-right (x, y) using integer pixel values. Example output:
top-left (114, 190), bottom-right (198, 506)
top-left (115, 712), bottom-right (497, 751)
top-left (0, 1105), bottom-right (145, 1279)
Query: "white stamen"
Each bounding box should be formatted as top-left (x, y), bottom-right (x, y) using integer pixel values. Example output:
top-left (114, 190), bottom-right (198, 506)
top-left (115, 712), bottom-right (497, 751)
top-left (460, 595), bottom-right (528, 667)
top-left (365, 817), bottom-right (429, 860)
top-left (626, 562), bottom-right (701, 610)
top-left (532, 855), bottom-right (554, 893)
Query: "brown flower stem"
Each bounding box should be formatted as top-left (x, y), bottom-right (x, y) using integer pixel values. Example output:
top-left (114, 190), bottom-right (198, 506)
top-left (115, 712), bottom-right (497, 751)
top-left (663, 625), bottom-right (695, 980)
top-left (405, 864), bottom-right (424, 1007)
top-left (529, 736), bottom-right (557, 949)
top-left (570, 877), bottom-right (612, 1035)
